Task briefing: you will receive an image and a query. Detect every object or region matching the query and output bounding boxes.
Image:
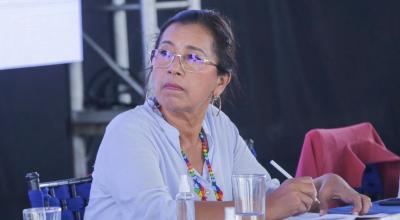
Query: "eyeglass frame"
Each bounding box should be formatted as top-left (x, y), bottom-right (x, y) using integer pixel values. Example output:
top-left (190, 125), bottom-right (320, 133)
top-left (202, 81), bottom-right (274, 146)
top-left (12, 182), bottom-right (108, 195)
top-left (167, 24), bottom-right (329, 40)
top-left (150, 48), bottom-right (219, 73)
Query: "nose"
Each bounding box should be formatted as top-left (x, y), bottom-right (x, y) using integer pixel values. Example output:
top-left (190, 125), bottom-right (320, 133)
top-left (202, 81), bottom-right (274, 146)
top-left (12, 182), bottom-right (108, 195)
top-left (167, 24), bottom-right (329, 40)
top-left (167, 55), bottom-right (185, 76)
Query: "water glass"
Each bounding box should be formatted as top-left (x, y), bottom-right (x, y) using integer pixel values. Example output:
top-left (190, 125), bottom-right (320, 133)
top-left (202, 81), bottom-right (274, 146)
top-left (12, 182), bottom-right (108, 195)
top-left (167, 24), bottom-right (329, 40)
top-left (22, 207), bottom-right (61, 220)
top-left (232, 174), bottom-right (267, 220)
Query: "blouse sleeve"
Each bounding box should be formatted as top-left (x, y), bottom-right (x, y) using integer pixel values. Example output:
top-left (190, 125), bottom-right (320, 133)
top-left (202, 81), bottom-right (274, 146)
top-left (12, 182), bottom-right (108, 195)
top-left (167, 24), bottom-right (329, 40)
top-left (88, 115), bottom-right (177, 220)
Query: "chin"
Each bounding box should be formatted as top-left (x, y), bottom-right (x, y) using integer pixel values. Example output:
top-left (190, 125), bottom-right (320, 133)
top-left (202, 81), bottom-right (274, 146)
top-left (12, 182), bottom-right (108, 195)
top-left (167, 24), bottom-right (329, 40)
top-left (158, 97), bottom-right (186, 111)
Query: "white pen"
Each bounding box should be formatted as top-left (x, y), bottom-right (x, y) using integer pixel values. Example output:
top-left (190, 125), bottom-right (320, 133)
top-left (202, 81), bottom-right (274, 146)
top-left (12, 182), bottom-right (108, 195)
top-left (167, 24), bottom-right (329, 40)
top-left (270, 160), bottom-right (320, 204)
top-left (270, 160), bottom-right (293, 179)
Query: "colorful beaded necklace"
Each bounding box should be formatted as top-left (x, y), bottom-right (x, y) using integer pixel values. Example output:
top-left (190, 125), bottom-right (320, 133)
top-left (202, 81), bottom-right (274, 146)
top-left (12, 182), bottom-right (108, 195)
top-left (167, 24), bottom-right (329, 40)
top-left (152, 98), bottom-right (223, 201)
top-left (180, 129), bottom-right (223, 201)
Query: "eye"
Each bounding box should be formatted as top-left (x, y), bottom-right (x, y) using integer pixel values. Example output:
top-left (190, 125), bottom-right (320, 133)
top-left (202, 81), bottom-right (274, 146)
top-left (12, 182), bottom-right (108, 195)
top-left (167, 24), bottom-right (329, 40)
top-left (158, 49), bottom-right (173, 58)
top-left (186, 53), bottom-right (205, 64)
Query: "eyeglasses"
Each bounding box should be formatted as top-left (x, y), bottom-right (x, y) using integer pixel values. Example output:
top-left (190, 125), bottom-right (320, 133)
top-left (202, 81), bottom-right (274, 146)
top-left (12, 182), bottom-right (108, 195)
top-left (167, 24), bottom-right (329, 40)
top-left (151, 49), bottom-right (218, 73)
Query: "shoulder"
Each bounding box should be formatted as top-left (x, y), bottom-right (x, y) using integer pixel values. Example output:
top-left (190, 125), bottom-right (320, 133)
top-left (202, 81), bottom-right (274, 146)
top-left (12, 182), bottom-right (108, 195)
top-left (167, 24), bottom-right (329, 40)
top-left (96, 103), bottom-right (161, 161)
top-left (100, 103), bottom-right (164, 151)
top-left (106, 103), bottom-right (157, 133)
top-left (203, 104), bottom-right (242, 152)
top-left (204, 104), bottom-right (238, 133)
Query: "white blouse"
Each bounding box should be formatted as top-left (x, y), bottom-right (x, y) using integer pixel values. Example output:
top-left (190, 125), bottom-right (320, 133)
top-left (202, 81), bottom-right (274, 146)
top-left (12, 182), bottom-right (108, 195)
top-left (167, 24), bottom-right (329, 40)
top-left (85, 98), bottom-right (279, 220)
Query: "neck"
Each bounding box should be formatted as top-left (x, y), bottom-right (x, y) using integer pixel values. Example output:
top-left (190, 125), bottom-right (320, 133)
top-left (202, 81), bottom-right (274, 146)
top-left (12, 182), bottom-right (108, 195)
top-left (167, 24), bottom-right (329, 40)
top-left (159, 105), bottom-right (207, 149)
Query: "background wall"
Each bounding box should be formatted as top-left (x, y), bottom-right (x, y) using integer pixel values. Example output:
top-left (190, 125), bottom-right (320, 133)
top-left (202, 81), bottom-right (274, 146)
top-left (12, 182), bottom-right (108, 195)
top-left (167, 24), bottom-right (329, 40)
top-left (208, 0), bottom-right (400, 180)
top-left (0, 0), bottom-right (399, 218)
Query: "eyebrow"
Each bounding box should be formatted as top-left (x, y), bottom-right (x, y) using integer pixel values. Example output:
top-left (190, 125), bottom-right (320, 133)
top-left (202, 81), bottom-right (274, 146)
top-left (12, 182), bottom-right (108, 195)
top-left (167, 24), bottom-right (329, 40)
top-left (159, 40), bottom-right (207, 55)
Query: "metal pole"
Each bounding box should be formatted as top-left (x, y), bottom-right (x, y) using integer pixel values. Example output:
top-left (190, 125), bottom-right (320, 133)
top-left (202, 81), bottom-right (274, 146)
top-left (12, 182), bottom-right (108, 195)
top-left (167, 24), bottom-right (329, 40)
top-left (140, 0), bottom-right (158, 72)
top-left (112, 0), bottom-right (132, 104)
top-left (69, 62), bottom-right (88, 177)
top-left (69, 62), bottom-right (84, 112)
top-left (83, 33), bottom-right (145, 96)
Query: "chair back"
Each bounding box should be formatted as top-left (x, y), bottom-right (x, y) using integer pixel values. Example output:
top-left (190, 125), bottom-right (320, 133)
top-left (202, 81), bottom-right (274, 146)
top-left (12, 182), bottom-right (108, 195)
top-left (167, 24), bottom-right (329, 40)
top-left (26, 172), bottom-right (92, 220)
top-left (295, 122), bottom-right (400, 199)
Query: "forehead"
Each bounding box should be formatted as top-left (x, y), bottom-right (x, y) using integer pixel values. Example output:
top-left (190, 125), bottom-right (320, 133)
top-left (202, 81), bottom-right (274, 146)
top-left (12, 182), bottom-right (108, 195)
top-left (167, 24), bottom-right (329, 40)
top-left (159, 23), bottom-right (215, 55)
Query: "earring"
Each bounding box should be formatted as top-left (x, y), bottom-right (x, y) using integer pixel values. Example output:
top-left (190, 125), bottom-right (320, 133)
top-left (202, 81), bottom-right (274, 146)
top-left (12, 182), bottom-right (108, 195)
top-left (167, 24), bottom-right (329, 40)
top-left (145, 89), bottom-right (149, 100)
top-left (211, 95), bottom-right (222, 117)
top-left (145, 88), bottom-right (160, 110)
top-left (145, 88), bottom-right (152, 104)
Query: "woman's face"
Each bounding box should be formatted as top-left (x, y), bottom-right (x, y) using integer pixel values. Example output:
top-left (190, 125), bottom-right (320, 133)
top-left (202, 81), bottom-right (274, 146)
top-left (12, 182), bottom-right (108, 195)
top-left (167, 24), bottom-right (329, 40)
top-left (151, 23), bottom-right (230, 114)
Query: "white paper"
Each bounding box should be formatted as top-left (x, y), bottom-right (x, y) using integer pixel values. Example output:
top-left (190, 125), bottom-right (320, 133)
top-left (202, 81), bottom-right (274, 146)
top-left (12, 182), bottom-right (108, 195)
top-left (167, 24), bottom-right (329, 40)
top-left (0, 0), bottom-right (82, 70)
top-left (285, 213), bottom-right (391, 220)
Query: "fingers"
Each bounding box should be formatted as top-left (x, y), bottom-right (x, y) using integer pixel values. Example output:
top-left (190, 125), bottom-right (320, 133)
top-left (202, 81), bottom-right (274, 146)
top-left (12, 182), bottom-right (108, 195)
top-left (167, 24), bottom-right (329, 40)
top-left (360, 195), bottom-right (372, 215)
top-left (351, 194), bottom-right (363, 215)
top-left (287, 177), bottom-right (318, 200)
top-left (267, 179), bottom-right (318, 219)
top-left (286, 191), bottom-right (314, 215)
top-left (298, 183), bottom-right (318, 200)
top-left (283, 177), bottom-right (317, 214)
top-left (319, 191), bottom-right (371, 216)
top-left (318, 190), bottom-right (330, 215)
top-left (315, 174), bottom-right (373, 216)
top-left (298, 191), bottom-right (315, 211)
top-left (347, 194), bottom-right (371, 215)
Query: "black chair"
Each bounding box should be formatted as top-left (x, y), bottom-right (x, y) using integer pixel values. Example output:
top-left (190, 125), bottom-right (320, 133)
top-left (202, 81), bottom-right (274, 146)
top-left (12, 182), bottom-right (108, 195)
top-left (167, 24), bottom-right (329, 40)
top-left (25, 172), bottom-right (92, 220)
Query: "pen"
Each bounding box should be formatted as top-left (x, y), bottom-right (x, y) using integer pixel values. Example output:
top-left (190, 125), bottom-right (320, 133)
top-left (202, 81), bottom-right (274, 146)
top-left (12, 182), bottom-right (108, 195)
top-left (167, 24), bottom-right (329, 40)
top-left (270, 160), bottom-right (320, 204)
top-left (270, 160), bottom-right (293, 179)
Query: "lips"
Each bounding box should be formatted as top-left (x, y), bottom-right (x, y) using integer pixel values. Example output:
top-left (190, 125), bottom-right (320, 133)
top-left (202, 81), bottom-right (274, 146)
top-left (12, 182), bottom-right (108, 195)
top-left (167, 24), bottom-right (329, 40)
top-left (163, 82), bottom-right (184, 91)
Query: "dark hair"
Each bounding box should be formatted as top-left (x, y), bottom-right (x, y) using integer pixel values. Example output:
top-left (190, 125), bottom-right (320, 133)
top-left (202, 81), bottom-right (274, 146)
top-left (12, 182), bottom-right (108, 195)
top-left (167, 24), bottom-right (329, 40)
top-left (154, 10), bottom-right (237, 77)
top-left (150, 9), bottom-right (241, 101)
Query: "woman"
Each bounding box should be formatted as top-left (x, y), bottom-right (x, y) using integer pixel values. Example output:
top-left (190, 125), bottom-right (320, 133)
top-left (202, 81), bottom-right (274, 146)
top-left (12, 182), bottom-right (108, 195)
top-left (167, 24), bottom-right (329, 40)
top-left (85, 9), bottom-right (371, 220)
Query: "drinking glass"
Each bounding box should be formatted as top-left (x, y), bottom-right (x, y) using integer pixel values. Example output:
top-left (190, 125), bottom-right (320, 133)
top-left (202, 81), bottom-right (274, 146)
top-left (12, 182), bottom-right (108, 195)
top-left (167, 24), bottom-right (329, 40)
top-left (232, 174), bottom-right (267, 220)
top-left (22, 207), bottom-right (61, 220)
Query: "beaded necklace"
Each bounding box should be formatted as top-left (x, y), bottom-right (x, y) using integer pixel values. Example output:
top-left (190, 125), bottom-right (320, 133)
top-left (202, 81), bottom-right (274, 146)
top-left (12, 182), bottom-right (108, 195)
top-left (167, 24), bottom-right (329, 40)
top-left (152, 98), bottom-right (223, 201)
top-left (180, 129), bottom-right (223, 201)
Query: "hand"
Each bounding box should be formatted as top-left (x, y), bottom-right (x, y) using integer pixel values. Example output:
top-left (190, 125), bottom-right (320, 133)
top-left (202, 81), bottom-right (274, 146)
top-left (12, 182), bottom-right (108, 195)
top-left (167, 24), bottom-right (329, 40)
top-left (266, 177), bottom-right (318, 220)
top-left (314, 173), bottom-right (372, 215)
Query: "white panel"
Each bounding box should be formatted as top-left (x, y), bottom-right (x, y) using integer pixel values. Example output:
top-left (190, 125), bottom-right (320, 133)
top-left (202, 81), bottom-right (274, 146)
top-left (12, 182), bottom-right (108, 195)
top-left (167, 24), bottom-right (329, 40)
top-left (0, 0), bottom-right (82, 70)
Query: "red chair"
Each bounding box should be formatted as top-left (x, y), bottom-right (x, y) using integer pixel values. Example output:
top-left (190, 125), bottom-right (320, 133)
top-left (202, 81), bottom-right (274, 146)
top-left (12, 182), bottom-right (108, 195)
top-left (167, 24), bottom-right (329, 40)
top-left (296, 122), bottom-right (400, 199)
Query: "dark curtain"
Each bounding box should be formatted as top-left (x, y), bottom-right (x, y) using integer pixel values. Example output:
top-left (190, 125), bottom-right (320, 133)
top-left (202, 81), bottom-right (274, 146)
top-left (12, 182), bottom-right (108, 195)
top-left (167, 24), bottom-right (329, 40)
top-left (0, 66), bottom-right (72, 219)
top-left (205, 0), bottom-right (400, 178)
top-left (0, 0), bottom-right (399, 218)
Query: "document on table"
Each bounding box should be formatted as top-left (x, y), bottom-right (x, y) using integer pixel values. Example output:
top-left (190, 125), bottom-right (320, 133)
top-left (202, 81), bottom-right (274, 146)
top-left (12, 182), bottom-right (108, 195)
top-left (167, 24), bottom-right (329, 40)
top-left (285, 213), bottom-right (396, 220)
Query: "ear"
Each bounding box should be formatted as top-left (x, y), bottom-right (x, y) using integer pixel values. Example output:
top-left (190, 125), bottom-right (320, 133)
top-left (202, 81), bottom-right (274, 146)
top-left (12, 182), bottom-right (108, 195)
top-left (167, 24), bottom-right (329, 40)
top-left (214, 74), bottom-right (231, 97)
